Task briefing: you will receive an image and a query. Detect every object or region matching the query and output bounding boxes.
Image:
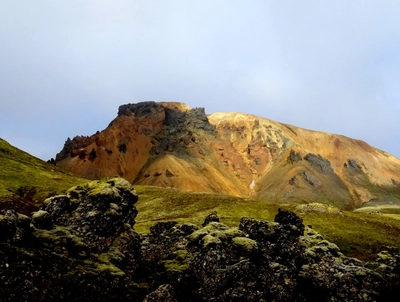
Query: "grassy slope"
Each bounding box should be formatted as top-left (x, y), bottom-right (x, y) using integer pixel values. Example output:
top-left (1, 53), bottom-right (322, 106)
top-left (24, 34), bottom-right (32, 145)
top-left (1, 137), bottom-right (399, 262)
top-left (135, 185), bottom-right (400, 261)
top-left (0, 138), bottom-right (87, 213)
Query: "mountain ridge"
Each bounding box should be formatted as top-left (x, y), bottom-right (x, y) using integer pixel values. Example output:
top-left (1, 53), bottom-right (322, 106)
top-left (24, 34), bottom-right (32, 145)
top-left (55, 101), bottom-right (400, 209)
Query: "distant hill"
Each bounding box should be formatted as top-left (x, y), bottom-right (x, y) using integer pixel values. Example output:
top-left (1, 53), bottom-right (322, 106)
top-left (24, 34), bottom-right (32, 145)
top-left (55, 101), bottom-right (400, 210)
top-left (0, 138), bottom-right (87, 214)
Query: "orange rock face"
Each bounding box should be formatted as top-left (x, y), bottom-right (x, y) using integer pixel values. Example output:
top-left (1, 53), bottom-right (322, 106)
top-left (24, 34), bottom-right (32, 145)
top-left (56, 102), bottom-right (400, 209)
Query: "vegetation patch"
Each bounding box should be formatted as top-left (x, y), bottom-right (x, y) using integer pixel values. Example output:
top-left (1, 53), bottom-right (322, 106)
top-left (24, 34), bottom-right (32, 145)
top-left (135, 185), bottom-right (400, 261)
top-left (0, 139), bottom-right (87, 214)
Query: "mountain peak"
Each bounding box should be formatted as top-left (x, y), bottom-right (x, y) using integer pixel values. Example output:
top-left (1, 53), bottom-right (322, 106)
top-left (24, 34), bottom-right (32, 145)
top-left (55, 102), bottom-right (400, 209)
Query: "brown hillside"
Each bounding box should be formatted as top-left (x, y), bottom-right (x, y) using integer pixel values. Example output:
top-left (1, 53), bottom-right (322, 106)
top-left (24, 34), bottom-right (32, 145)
top-left (55, 102), bottom-right (400, 209)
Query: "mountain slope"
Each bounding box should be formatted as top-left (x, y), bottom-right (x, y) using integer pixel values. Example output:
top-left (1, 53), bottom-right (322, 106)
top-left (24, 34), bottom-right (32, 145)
top-left (55, 102), bottom-right (400, 210)
top-left (0, 138), bottom-right (87, 214)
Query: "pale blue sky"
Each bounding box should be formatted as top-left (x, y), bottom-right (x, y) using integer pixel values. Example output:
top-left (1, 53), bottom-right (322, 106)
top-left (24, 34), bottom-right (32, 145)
top-left (1, 1), bottom-right (399, 160)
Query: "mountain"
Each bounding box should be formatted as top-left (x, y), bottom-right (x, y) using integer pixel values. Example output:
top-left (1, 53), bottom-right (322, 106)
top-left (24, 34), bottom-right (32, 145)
top-left (55, 102), bottom-right (400, 210)
top-left (0, 138), bottom-right (87, 214)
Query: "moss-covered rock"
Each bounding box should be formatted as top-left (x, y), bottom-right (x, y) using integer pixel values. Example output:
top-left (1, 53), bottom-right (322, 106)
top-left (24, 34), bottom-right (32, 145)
top-left (2, 184), bottom-right (400, 301)
top-left (0, 177), bottom-right (146, 301)
top-left (231, 236), bottom-right (257, 252)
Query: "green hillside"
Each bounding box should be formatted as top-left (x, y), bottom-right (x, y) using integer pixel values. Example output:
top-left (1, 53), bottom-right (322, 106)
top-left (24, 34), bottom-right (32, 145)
top-left (134, 185), bottom-right (400, 261)
top-left (0, 138), bottom-right (88, 213)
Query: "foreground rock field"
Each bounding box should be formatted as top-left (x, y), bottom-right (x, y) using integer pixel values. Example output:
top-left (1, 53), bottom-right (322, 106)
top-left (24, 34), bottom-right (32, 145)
top-left (1, 178), bottom-right (399, 301)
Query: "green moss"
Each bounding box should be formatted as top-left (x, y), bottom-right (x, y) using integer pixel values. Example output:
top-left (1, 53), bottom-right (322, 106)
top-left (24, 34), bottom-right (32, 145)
top-left (232, 237), bottom-right (257, 252)
top-left (66, 178), bottom-right (137, 203)
top-left (376, 250), bottom-right (394, 261)
top-left (95, 263), bottom-right (125, 276)
top-left (308, 240), bottom-right (341, 256)
top-left (160, 248), bottom-right (192, 272)
top-left (188, 230), bottom-right (209, 242)
top-left (31, 210), bottom-right (49, 220)
top-left (223, 227), bottom-right (246, 239)
top-left (188, 222), bottom-right (229, 242)
top-left (299, 227), bottom-right (325, 248)
top-left (83, 257), bottom-right (125, 276)
top-left (203, 234), bottom-right (222, 246)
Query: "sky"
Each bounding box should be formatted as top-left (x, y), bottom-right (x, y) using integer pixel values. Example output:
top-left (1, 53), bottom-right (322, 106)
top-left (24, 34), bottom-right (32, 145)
top-left (1, 1), bottom-right (400, 160)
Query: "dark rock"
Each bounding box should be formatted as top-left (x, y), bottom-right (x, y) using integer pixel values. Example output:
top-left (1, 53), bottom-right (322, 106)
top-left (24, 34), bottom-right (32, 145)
top-left (166, 169), bottom-right (175, 177)
top-left (274, 208), bottom-right (305, 237)
top-left (47, 158), bottom-right (56, 165)
top-left (118, 101), bottom-right (162, 117)
top-left (31, 210), bottom-right (52, 229)
top-left (88, 148), bottom-right (97, 161)
top-left (287, 149), bottom-right (302, 164)
top-left (303, 170), bottom-right (322, 187)
top-left (55, 135), bottom-right (91, 162)
top-left (289, 176), bottom-right (297, 185)
top-left (118, 140), bottom-right (127, 154)
top-left (202, 211), bottom-right (220, 226)
top-left (0, 209), bottom-right (31, 243)
top-left (42, 195), bottom-right (73, 218)
top-left (304, 153), bottom-right (334, 174)
top-left (144, 284), bottom-right (178, 302)
top-left (347, 158), bottom-right (362, 170)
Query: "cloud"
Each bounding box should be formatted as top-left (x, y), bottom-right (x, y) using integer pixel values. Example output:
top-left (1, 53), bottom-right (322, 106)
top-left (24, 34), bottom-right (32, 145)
top-left (0, 1), bottom-right (399, 160)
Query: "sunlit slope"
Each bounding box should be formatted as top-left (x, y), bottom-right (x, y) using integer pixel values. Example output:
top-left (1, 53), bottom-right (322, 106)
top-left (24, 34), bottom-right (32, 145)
top-left (209, 112), bottom-right (400, 207)
top-left (0, 138), bottom-right (87, 213)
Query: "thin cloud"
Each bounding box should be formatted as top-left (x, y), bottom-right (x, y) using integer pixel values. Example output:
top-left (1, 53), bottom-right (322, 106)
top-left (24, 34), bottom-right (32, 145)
top-left (0, 1), bottom-right (399, 160)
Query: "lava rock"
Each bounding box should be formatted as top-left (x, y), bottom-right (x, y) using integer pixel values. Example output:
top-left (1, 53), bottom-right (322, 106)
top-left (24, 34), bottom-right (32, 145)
top-left (1, 182), bottom-right (400, 301)
top-left (144, 284), bottom-right (178, 302)
top-left (202, 211), bottom-right (220, 226)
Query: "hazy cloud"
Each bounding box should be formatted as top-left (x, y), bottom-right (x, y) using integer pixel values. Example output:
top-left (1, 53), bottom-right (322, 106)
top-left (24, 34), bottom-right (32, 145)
top-left (1, 1), bottom-right (399, 160)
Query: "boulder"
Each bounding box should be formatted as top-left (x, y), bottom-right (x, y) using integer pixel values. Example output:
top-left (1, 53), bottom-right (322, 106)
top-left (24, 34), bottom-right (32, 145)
top-left (202, 211), bottom-right (220, 226)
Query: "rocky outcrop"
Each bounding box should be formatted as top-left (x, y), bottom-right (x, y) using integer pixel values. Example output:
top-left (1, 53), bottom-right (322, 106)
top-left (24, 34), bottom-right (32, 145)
top-left (118, 101), bottom-right (164, 117)
top-left (346, 158), bottom-right (362, 170)
top-left (55, 135), bottom-right (91, 162)
top-left (117, 102), bottom-right (215, 134)
top-left (304, 153), bottom-right (334, 174)
top-left (0, 178), bottom-right (143, 301)
top-left (287, 149), bottom-right (302, 164)
top-left (139, 209), bottom-right (400, 301)
top-left (2, 178), bottom-right (399, 301)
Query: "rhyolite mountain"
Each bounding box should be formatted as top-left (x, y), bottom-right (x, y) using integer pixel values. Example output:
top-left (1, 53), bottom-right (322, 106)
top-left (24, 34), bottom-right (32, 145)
top-left (55, 102), bottom-right (400, 210)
